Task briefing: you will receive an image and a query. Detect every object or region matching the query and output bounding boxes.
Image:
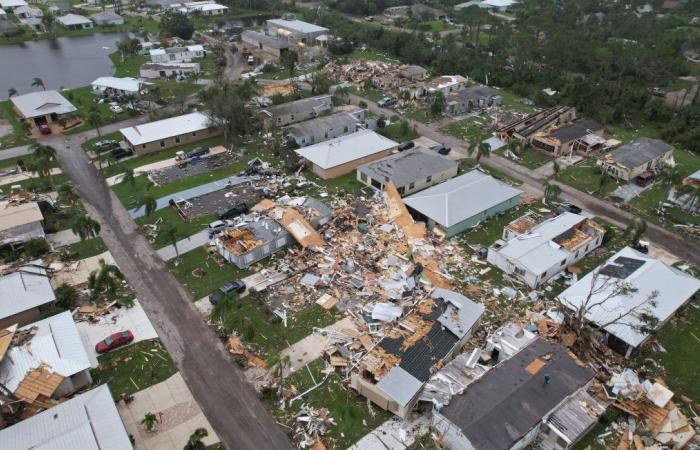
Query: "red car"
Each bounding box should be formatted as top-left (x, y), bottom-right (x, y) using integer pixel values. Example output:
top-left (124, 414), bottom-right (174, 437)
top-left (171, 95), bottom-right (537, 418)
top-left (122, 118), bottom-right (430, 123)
top-left (38, 123), bottom-right (51, 135)
top-left (95, 331), bottom-right (134, 354)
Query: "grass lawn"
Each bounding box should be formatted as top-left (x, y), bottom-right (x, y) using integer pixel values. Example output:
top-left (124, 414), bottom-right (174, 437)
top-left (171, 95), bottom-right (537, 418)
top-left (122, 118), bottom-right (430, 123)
top-left (378, 121), bottom-right (420, 142)
top-left (264, 359), bottom-right (392, 448)
top-left (212, 295), bottom-right (342, 361)
top-left (607, 122), bottom-right (661, 144)
top-left (137, 208), bottom-right (216, 250)
top-left (496, 89), bottom-right (536, 113)
top-left (424, 20), bottom-right (453, 32)
top-left (0, 100), bottom-right (32, 150)
top-left (62, 237), bottom-right (108, 259)
top-left (351, 86), bottom-right (385, 103)
top-left (302, 170), bottom-right (368, 197)
top-left (510, 148), bottom-right (552, 170)
top-left (440, 116), bottom-right (488, 141)
top-left (401, 107), bottom-right (433, 124)
top-left (455, 204), bottom-right (526, 248)
top-left (62, 86), bottom-right (132, 134)
top-left (91, 339), bottom-right (177, 399)
top-left (167, 247), bottom-right (251, 300)
top-left (348, 49), bottom-right (401, 64)
top-left (0, 173), bottom-right (69, 192)
top-left (110, 52), bottom-right (149, 78)
top-left (572, 409), bottom-right (623, 450)
top-left (556, 158), bottom-right (620, 196)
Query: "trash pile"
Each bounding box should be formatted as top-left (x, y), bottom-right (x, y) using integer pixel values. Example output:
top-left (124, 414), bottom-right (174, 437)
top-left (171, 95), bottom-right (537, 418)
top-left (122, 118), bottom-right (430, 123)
top-left (320, 60), bottom-right (412, 90)
top-left (294, 404), bottom-right (336, 448)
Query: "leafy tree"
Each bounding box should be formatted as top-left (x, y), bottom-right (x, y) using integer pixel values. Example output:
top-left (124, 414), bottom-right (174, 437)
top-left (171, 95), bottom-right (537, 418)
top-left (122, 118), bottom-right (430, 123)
top-left (543, 182), bottom-right (562, 203)
top-left (7, 88), bottom-right (17, 98)
top-left (162, 224), bottom-right (181, 259)
top-left (116, 37), bottom-right (141, 61)
top-left (279, 49), bottom-right (299, 81)
top-left (657, 166), bottom-right (683, 206)
top-left (57, 182), bottom-right (80, 207)
top-left (55, 283), bottom-right (78, 309)
top-left (161, 11), bottom-right (194, 40)
top-left (88, 260), bottom-right (125, 302)
top-left (31, 143), bottom-right (56, 160)
top-left (121, 168), bottom-right (136, 190)
top-left (41, 14), bottom-right (55, 33)
top-left (71, 214), bottom-right (101, 241)
top-left (141, 412), bottom-right (158, 432)
top-left (624, 219), bottom-right (647, 246)
top-left (552, 160), bottom-right (560, 177)
top-left (426, 90), bottom-right (445, 118)
top-left (24, 239), bottom-right (49, 258)
top-left (475, 141), bottom-right (491, 163)
top-left (183, 428), bottom-right (208, 450)
top-left (198, 79), bottom-right (251, 145)
top-left (31, 77), bottom-right (45, 91)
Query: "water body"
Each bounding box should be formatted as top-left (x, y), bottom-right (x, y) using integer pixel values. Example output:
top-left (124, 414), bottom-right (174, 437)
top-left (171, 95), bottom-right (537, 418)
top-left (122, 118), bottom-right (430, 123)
top-left (0, 32), bottom-right (130, 99)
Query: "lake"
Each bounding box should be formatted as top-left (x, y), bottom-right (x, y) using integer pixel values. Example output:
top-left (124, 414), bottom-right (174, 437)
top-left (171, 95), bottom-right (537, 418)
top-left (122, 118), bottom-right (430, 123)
top-left (0, 32), bottom-right (130, 99)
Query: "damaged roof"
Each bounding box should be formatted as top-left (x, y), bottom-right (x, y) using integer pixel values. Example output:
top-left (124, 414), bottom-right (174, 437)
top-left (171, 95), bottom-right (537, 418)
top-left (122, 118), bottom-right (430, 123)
top-left (430, 288), bottom-right (485, 339)
top-left (261, 95), bottom-right (331, 118)
top-left (0, 263), bottom-right (55, 321)
top-left (438, 339), bottom-right (593, 450)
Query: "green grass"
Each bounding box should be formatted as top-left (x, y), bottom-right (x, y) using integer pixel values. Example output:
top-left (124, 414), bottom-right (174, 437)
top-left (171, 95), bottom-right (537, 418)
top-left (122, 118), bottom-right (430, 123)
top-left (424, 20), bottom-right (453, 32)
top-left (460, 159), bottom-right (523, 186)
top-left (351, 86), bottom-right (385, 103)
top-left (91, 339), bottom-right (177, 399)
top-left (302, 170), bottom-right (368, 197)
top-left (496, 89), bottom-right (536, 113)
top-left (264, 359), bottom-right (392, 448)
top-left (572, 409), bottom-right (622, 450)
top-left (378, 121), bottom-right (420, 142)
top-left (61, 86), bottom-right (132, 134)
top-left (401, 107), bottom-right (433, 124)
top-left (606, 123), bottom-right (661, 144)
top-left (138, 208), bottom-right (216, 250)
top-left (167, 247), bottom-right (251, 300)
top-left (556, 158), bottom-right (620, 196)
top-left (440, 116), bottom-right (487, 141)
top-left (110, 51), bottom-right (149, 78)
top-left (0, 100), bottom-right (32, 150)
top-left (348, 49), bottom-right (401, 64)
top-left (62, 237), bottom-right (108, 259)
top-left (213, 295), bottom-right (342, 361)
top-left (511, 148), bottom-right (552, 170)
top-left (455, 204), bottom-right (526, 247)
top-left (0, 173), bottom-right (69, 192)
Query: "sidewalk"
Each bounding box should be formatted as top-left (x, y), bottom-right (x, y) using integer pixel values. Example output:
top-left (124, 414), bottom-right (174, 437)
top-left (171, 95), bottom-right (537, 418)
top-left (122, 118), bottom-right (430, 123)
top-left (156, 230), bottom-right (211, 261)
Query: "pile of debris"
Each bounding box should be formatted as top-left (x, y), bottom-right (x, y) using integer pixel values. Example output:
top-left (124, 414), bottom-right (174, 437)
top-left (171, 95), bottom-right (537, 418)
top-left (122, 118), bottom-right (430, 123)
top-left (294, 404), bottom-right (336, 448)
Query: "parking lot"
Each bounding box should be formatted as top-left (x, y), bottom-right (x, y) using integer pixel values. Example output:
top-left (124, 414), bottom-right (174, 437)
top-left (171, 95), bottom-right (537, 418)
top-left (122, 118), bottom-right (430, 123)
top-left (175, 181), bottom-right (266, 219)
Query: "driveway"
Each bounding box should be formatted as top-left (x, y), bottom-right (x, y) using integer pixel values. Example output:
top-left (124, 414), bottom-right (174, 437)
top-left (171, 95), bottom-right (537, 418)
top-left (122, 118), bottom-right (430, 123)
top-left (76, 299), bottom-right (159, 368)
top-left (156, 230), bottom-right (211, 261)
top-left (53, 139), bottom-right (292, 449)
top-left (349, 94), bottom-right (700, 265)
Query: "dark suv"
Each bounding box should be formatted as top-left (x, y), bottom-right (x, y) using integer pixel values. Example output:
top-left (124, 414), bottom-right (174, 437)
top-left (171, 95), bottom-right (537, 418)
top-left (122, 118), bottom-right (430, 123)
top-left (398, 141), bottom-right (415, 152)
top-left (218, 203), bottom-right (247, 220)
top-left (186, 147), bottom-right (210, 159)
top-left (209, 280), bottom-right (246, 305)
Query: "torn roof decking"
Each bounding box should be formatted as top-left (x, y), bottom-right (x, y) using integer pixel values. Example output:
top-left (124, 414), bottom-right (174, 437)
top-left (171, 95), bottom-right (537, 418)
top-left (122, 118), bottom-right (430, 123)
top-left (14, 366), bottom-right (64, 403)
top-left (254, 199), bottom-right (326, 249)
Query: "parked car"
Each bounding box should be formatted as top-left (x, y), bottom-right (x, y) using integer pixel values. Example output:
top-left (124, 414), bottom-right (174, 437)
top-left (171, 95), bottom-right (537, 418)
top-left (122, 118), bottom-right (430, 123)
top-left (186, 146), bottom-right (210, 159)
top-left (431, 144), bottom-right (451, 155)
top-left (110, 104), bottom-right (124, 114)
top-left (110, 147), bottom-right (133, 159)
top-left (378, 97), bottom-right (398, 108)
top-left (398, 141), bottom-right (415, 152)
top-left (38, 123), bottom-right (51, 135)
top-left (247, 55), bottom-right (255, 65)
top-left (95, 330), bottom-right (134, 354)
top-left (94, 140), bottom-right (118, 153)
top-left (209, 280), bottom-right (246, 305)
top-left (208, 219), bottom-right (233, 235)
top-left (558, 202), bottom-right (583, 215)
top-left (218, 203), bottom-right (247, 220)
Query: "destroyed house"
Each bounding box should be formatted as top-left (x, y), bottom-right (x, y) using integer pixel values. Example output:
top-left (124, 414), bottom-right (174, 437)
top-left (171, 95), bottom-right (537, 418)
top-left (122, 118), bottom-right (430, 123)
top-left (404, 170), bottom-right (522, 238)
top-left (487, 212), bottom-right (605, 289)
top-left (0, 311), bottom-right (92, 401)
top-left (356, 147), bottom-right (458, 196)
top-left (403, 75), bottom-right (467, 99)
top-left (538, 389), bottom-right (606, 449)
top-left (0, 263), bottom-right (55, 329)
top-left (287, 109), bottom-right (364, 147)
top-left (0, 384), bottom-right (132, 449)
top-left (216, 197), bottom-right (331, 268)
top-left (444, 86), bottom-right (501, 116)
top-left (531, 118), bottom-right (604, 157)
top-left (433, 339), bottom-right (594, 450)
top-left (259, 94), bottom-right (333, 129)
top-left (497, 106), bottom-right (576, 143)
top-left (557, 246), bottom-right (700, 357)
top-left (350, 288), bottom-right (484, 418)
top-left (597, 138), bottom-right (674, 182)
top-left (0, 200), bottom-right (45, 247)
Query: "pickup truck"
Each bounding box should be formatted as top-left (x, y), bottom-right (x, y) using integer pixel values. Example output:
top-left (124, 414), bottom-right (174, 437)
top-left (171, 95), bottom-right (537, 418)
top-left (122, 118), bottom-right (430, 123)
top-left (176, 147), bottom-right (209, 161)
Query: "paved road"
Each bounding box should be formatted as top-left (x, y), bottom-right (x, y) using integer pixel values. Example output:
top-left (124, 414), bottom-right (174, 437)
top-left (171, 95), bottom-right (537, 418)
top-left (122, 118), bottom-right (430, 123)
top-left (350, 94), bottom-right (700, 265)
top-left (52, 136), bottom-right (292, 450)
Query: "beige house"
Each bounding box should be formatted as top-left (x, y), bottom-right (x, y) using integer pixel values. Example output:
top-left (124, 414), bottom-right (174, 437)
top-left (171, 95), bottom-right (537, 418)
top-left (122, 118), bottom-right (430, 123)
top-left (597, 138), bottom-right (674, 181)
top-left (0, 201), bottom-right (44, 247)
top-left (296, 129), bottom-right (398, 179)
top-left (530, 118), bottom-right (604, 157)
top-left (10, 90), bottom-right (77, 131)
top-left (120, 111), bottom-right (222, 155)
top-left (356, 147), bottom-right (458, 196)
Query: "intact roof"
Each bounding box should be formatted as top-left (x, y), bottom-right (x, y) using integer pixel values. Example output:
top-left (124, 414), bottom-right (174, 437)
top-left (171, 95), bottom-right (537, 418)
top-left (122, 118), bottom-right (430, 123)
top-left (688, 168), bottom-right (700, 181)
top-left (261, 94), bottom-right (331, 118)
top-left (447, 85), bottom-right (499, 102)
top-left (141, 61), bottom-right (200, 70)
top-left (358, 147), bottom-right (457, 188)
top-left (0, 311), bottom-right (91, 394)
top-left (0, 201), bottom-right (43, 231)
top-left (608, 138), bottom-right (673, 169)
top-left (0, 0), bottom-right (27, 7)
top-left (241, 30), bottom-right (294, 50)
top-left (494, 212), bottom-right (587, 274)
top-left (89, 10), bottom-right (123, 21)
top-left (267, 18), bottom-right (328, 34)
top-left (287, 111), bottom-right (360, 140)
top-left (549, 118), bottom-right (603, 142)
top-left (295, 129), bottom-right (397, 169)
top-left (91, 76), bottom-right (141, 93)
top-left (403, 170), bottom-right (522, 228)
top-left (120, 111), bottom-right (212, 146)
top-left (0, 384), bottom-right (132, 450)
top-left (0, 263), bottom-right (55, 320)
top-left (57, 13), bottom-right (92, 26)
top-left (439, 339), bottom-right (593, 450)
top-left (558, 246), bottom-right (700, 348)
top-left (10, 90), bottom-right (77, 119)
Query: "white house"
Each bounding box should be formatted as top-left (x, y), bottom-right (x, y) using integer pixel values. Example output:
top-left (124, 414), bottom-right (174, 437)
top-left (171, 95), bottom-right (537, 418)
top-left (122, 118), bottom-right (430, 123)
top-left (13, 4), bottom-right (41, 18)
top-left (120, 111), bottom-right (221, 155)
top-left (267, 17), bottom-right (329, 43)
top-left (179, 0), bottom-right (227, 15)
top-left (0, 311), bottom-right (93, 399)
top-left (557, 246), bottom-right (700, 357)
top-left (57, 13), bottom-right (93, 29)
top-left (91, 76), bottom-right (149, 97)
top-left (0, 0), bottom-right (27, 11)
top-left (0, 263), bottom-right (54, 329)
top-left (0, 384), bottom-right (132, 449)
top-left (150, 44), bottom-right (205, 63)
top-left (89, 10), bottom-right (124, 25)
top-left (139, 61), bottom-right (200, 78)
top-left (487, 212), bottom-right (605, 288)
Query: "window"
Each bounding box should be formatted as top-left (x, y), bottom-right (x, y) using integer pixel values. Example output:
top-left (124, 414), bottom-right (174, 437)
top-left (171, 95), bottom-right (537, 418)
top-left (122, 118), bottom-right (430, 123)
top-left (344, 126), bottom-right (348, 132)
top-left (371, 179), bottom-right (382, 189)
top-left (276, 238), bottom-right (287, 247)
top-left (409, 182), bottom-right (415, 190)
top-left (175, 136), bottom-right (180, 144)
top-left (426, 175), bottom-right (432, 183)
top-left (397, 186), bottom-right (405, 195)
top-left (192, 132), bottom-right (197, 137)
top-left (560, 259), bottom-right (566, 266)
top-left (360, 172), bottom-right (367, 182)
top-left (291, 114), bottom-right (295, 121)
top-left (142, 144), bottom-right (146, 149)
top-left (160, 140), bottom-right (165, 147)
top-left (514, 267), bottom-right (526, 276)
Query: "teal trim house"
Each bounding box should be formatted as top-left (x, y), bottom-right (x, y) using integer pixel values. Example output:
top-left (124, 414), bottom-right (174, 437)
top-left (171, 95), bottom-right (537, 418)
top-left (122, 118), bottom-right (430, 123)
top-left (404, 170), bottom-right (522, 238)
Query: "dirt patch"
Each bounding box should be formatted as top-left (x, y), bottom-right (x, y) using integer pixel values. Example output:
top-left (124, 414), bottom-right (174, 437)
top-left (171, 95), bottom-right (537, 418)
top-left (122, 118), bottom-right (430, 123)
top-left (149, 152), bottom-right (240, 185)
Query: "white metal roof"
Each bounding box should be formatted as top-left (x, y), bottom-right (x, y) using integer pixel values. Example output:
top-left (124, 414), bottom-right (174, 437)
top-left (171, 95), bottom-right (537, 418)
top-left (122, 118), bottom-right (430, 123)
top-left (0, 201), bottom-right (43, 232)
top-left (0, 384), bottom-right (132, 450)
top-left (0, 311), bottom-right (91, 393)
top-left (494, 212), bottom-right (587, 274)
top-left (10, 90), bottom-right (77, 119)
top-left (0, 263), bottom-right (55, 320)
top-left (150, 48), bottom-right (166, 56)
top-left (403, 170), bottom-right (522, 228)
top-left (187, 1), bottom-right (226, 11)
top-left (91, 76), bottom-right (142, 93)
top-left (376, 366), bottom-right (424, 407)
top-left (120, 111), bottom-right (212, 146)
top-left (57, 13), bottom-right (92, 26)
top-left (0, 0), bottom-right (27, 8)
top-left (558, 247), bottom-right (700, 348)
top-left (295, 129), bottom-right (397, 169)
top-left (268, 18), bottom-right (328, 34)
top-left (431, 288), bottom-right (485, 339)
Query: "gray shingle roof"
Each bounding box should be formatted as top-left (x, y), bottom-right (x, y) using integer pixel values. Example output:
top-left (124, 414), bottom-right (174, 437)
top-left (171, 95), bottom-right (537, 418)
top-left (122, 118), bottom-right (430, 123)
top-left (439, 339), bottom-right (593, 450)
top-left (549, 118), bottom-right (603, 142)
top-left (287, 111), bottom-right (360, 140)
top-left (609, 138), bottom-right (673, 169)
top-left (357, 147), bottom-right (457, 188)
top-left (261, 95), bottom-right (332, 118)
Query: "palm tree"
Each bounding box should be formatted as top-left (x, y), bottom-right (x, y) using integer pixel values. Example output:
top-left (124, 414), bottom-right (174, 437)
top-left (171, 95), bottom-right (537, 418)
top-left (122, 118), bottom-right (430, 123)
top-left (184, 428), bottom-right (209, 450)
top-left (41, 14), bottom-right (55, 33)
top-left (141, 412), bottom-right (158, 433)
top-left (543, 182), bottom-right (562, 203)
top-left (88, 260), bottom-right (125, 302)
top-left (162, 224), bottom-right (181, 259)
top-left (475, 141), bottom-right (491, 163)
top-left (121, 168), bottom-right (136, 190)
top-left (7, 88), bottom-right (17, 98)
top-left (657, 166), bottom-right (683, 206)
top-left (30, 143), bottom-right (57, 160)
top-left (71, 214), bottom-right (101, 241)
top-left (57, 182), bottom-right (80, 207)
top-left (140, 195), bottom-right (157, 216)
top-left (31, 77), bottom-right (46, 91)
